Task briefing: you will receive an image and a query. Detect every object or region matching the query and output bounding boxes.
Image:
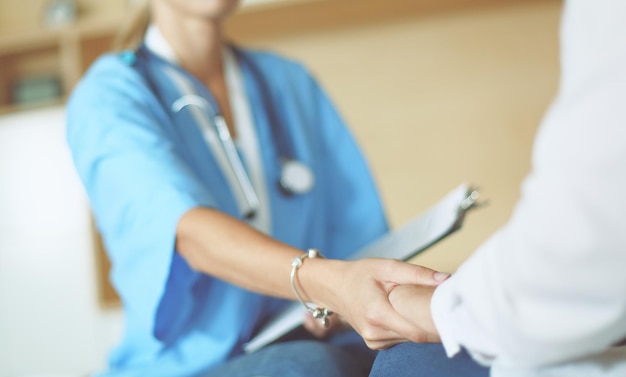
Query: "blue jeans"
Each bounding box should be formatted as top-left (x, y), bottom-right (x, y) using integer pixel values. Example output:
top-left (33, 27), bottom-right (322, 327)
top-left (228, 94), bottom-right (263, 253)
top-left (200, 329), bottom-right (376, 377)
top-left (369, 342), bottom-right (490, 377)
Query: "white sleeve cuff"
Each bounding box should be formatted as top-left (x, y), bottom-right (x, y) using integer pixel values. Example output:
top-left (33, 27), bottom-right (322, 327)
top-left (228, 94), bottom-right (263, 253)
top-left (431, 277), bottom-right (463, 358)
top-left (431, 275), bottom-right (497, 367)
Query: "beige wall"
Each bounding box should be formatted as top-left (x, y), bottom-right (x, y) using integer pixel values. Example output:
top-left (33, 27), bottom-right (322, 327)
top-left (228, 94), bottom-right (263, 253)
top-left (232, 0), bottom-right (562, 272)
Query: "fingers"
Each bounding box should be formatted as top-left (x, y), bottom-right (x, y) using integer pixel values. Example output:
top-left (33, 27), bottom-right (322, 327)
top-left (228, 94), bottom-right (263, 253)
top-left (303, 313), bottom-right (329, 338)
top-left (357, 292), bottom-right (434, 350)
top-left (375, 259), bottom-right (450, 288)
top-left (387, 284), bottom-right (441, 343)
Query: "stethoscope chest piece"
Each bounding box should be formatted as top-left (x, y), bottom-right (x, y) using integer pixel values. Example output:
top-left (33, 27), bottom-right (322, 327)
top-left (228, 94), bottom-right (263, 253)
top-left (280, 160), bottom-right (314, 195)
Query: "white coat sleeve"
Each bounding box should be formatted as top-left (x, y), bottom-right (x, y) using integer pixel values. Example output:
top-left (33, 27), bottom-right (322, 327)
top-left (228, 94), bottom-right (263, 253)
top-left (431, 0), bottom-right (626, 369)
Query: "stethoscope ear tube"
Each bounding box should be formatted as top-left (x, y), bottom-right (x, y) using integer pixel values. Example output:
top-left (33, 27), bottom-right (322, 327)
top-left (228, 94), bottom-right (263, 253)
top-left (172, 96), bottom-right (261, 219)
top-left (213, 114), bottom-right (260, 219)
top-left (163, 65), bottom-right (260, 219)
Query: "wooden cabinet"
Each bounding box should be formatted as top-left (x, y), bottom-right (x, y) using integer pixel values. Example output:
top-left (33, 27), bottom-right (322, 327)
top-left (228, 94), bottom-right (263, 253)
top-left (0, 16), bottom-right (120, 114)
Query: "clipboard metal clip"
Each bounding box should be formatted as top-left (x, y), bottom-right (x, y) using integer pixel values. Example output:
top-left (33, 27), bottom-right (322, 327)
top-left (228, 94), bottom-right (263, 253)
top-left (460, 187), bottom-right (488, 211)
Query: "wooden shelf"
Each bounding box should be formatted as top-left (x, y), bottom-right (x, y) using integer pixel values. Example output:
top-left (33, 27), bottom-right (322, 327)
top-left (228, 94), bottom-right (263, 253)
top-left (0, 15), bottom-right (120, 54)
top-left (0, 98), bottom-right (65, 116)
top-left (0, 15), bottom-right (120, 112)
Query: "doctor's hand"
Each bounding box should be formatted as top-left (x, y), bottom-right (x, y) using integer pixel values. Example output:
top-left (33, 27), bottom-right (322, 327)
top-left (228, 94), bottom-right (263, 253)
top-left (309, 258), bottom-right (449, 350)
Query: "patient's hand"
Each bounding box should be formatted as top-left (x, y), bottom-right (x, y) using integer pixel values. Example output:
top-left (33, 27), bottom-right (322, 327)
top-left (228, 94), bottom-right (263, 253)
top-left (388, 284), bottom-right (441, 343)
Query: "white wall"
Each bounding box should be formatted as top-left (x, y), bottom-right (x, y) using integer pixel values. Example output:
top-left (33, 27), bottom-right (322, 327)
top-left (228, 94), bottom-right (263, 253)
top-left (0, 106), bottom-right (122, 377)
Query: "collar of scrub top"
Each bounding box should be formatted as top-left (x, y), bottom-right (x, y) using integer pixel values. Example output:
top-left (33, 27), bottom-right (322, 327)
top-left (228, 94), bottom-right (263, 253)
top-left (144, 24), bottom-right (270, 228)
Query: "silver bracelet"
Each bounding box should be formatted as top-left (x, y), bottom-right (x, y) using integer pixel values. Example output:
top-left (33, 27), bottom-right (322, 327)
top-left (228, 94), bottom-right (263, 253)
top-left (290, 248), bottom-right (333, 328)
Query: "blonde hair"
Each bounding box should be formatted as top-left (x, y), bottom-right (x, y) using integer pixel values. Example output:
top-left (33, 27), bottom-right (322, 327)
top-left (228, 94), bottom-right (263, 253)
top-left (113, 0), bottom-right (151, 51)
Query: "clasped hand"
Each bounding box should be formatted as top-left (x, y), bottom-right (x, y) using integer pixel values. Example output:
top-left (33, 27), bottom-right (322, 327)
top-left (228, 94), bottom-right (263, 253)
top-left (302, 258), bottom-right (448, 349)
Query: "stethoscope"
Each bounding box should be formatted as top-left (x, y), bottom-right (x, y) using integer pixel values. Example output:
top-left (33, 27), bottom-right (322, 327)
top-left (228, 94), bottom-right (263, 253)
top-left (133, 46), bottom-right (314, 220)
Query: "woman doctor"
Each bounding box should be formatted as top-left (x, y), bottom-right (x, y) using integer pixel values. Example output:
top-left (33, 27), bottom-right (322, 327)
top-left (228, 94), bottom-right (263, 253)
top-left (66, 0), bottom-right (450, 376)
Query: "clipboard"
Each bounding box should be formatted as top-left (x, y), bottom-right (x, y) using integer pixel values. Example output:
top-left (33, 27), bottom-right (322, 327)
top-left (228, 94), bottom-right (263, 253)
top-left (243, 183), bottom-right (483, 353)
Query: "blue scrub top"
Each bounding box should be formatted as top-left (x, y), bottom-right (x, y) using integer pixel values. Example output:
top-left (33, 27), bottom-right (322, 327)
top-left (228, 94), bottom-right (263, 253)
top-left (66, 45), bottom-right (388, 376)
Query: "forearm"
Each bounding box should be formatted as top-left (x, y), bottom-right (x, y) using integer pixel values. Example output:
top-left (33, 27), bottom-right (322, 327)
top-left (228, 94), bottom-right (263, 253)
top-left (175, 207), bottom-right (385, 306)
top-left (176, 206), bottom-right (363, 309)
top-left (176, 206), bottom-right (315, 300)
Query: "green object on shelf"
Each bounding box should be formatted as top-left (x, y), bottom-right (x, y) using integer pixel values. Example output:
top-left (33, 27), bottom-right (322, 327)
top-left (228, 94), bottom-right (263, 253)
top-left (12, 75), bottom-right (63, 105)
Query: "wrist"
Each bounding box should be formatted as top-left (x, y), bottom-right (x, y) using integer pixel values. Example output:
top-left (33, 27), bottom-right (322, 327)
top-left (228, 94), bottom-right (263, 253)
top-left (290, 249), bottom-right (340, 327)
top-left (292, 251), bottom-right (344, 311)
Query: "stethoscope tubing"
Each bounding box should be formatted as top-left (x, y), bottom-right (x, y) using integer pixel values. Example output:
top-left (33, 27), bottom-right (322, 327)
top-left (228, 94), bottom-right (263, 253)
top-left (166, 69), bottom-right (261, 219)
top-left (135, 46), bottom-right (314, 220)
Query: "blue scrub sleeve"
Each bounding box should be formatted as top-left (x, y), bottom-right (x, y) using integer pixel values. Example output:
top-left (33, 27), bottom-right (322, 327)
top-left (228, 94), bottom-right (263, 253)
top-left (66, 56), bottom-right (215, 343)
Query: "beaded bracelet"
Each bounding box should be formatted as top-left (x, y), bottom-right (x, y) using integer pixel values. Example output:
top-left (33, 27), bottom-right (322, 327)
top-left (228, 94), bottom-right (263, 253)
top-left (290, 248), bottom-right (333, 328)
